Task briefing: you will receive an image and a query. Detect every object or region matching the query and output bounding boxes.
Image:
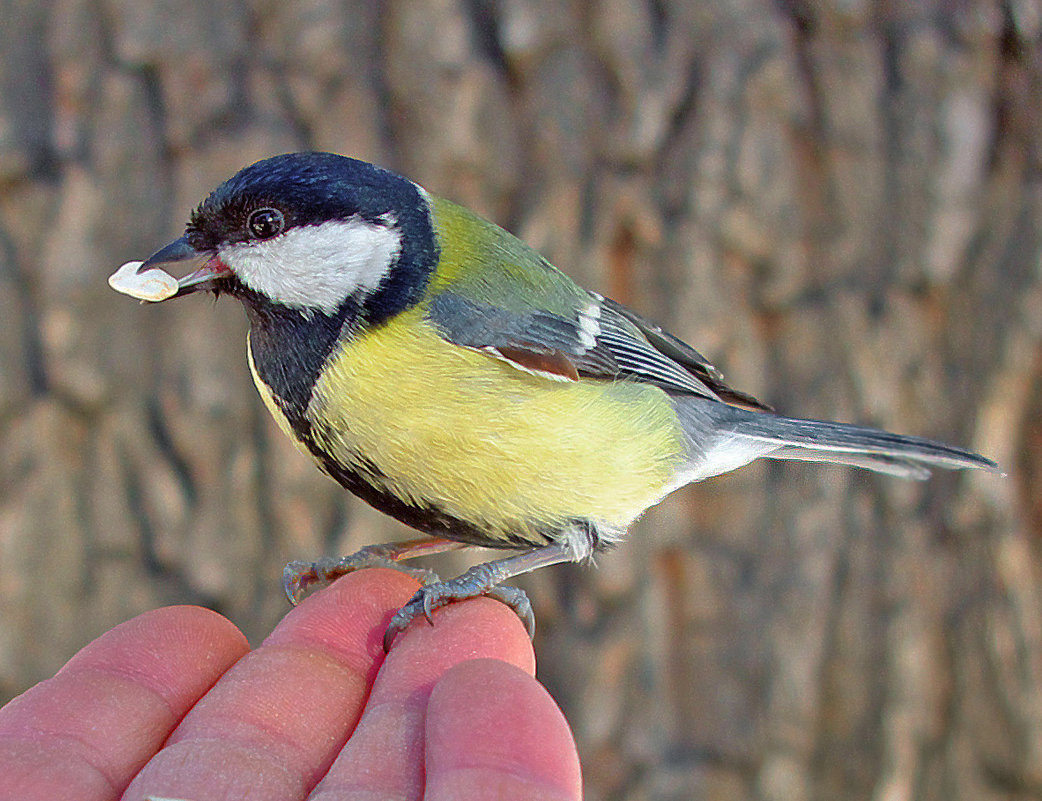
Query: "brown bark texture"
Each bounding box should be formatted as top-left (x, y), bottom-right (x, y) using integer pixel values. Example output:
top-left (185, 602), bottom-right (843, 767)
top-left (1, 1), bottom-right (1041, 799)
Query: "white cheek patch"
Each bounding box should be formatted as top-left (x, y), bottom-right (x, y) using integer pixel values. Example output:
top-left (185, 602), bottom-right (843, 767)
top-left (221, 216), bottom-right (402, 314)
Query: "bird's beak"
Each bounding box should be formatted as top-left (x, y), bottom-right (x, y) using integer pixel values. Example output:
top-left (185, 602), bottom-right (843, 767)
top-left (140, 236), bottom-right (233, 298)
top-left (109, 236), bottom-right (233, 302)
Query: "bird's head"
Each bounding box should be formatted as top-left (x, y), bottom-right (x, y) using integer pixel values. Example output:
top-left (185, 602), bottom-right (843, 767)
top-left (117, 153), bottom-right (437, 323)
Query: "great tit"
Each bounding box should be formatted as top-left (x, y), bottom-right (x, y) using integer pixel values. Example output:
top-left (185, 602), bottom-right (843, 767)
top-left (110, 152), bottom-right (997, 647)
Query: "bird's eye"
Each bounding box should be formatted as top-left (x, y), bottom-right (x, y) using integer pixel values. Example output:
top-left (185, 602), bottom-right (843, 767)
top-left (247, 208), bottom-right (285, 240)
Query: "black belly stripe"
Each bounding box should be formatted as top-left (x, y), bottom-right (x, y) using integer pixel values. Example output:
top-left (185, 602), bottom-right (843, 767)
top-left (292, 415), bottom-right (550, 549)
top-left (241, 298), bottom-right (500, 544)
top-left (267, 380), bottom-right (599, 550)
top-left (243, 292), bottom-right (597, 551)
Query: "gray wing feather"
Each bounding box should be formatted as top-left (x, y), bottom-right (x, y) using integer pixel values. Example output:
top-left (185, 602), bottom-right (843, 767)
top-left (600, 297), bottom-right (723, 379)
top-left (427, 291), bottom-right (722, 398)
top-left (594, 307), bottom-right (720, 395)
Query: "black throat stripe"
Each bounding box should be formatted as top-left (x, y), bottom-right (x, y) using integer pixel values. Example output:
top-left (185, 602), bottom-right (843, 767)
top-left (245, 296), bottom-right (359, 424)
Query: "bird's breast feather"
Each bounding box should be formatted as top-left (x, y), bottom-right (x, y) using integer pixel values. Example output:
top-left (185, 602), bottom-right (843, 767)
top-left (296, 310), bottom-right (688, 532)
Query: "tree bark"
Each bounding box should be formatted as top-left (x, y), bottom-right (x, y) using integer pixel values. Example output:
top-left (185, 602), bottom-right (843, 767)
top-left (1, 1), bottom-right (1039, 799)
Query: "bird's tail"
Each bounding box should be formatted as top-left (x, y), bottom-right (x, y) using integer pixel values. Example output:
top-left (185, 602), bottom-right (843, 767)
top-left (731, 411), bottom-right (998, 479)
top-left (673, 398), bottom-right (999, 481)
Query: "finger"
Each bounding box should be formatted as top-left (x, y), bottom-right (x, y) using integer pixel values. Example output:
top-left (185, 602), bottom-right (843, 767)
top-left (308, 596), bottom-right (535, 801)
top-left (123, 568), bottom-right (419, 801)
top-left (425, 659), bottom-right (582, 801)
top-left (0, 605), bottom-right (248, 801)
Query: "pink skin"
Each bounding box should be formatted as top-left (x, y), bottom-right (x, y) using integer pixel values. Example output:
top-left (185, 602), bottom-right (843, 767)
top-left (0, 569), bottom-right (581, 801)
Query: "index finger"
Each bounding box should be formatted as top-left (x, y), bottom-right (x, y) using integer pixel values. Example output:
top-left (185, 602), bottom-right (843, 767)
top-left (123, 568), bottom-right (420, 801)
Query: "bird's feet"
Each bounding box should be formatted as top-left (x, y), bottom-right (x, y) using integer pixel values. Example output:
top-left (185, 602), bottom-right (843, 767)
top-left (284, 539), bottom-right (554, 651)
top-left (382, 562), bottom-right (535, 651)
top-left (283, 545), bottom-right (442, 605)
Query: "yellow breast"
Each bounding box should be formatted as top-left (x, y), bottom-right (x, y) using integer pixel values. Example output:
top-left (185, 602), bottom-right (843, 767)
top-left (295, 308), bottom-right (687, 539)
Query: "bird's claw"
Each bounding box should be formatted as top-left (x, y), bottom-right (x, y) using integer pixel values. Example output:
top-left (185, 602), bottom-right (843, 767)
top-left (383, 581), bottom-right (534, 651)
top-left (282, 557), bottom-right (338, 605)
top-left (487, 585), bottom-right (535, 638)
top-left (283, 550), bottom-right (441, 605)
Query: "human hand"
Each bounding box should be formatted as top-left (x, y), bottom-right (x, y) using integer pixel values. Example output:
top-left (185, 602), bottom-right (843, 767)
top-left (1, 568), bottom-right (581, 800)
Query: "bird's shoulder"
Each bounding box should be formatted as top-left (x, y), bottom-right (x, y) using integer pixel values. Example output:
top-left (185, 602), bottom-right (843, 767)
top-left (425, 195), bottom-right (587, 315)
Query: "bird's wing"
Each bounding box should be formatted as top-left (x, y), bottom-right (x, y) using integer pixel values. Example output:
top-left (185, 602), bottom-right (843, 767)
top-left (425, 195), bottom-right (770, 408)
top-left (426, 288), bottom-right (773, 405)
top-left (596, 298), bottom-right (772, 411)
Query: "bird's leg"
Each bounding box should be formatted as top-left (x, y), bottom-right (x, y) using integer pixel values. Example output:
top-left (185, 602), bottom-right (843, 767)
top-left (283, 536), bottom-right (467, 604)
top-left (383, 538), bottom-right (587, 651)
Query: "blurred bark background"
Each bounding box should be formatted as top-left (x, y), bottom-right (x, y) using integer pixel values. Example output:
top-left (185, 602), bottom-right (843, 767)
top-left (1, 0), bottom-right (1040, 798)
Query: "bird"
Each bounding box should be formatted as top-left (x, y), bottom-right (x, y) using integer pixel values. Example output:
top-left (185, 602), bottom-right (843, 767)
top-left (109, 151), bottom-right (998, 649)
